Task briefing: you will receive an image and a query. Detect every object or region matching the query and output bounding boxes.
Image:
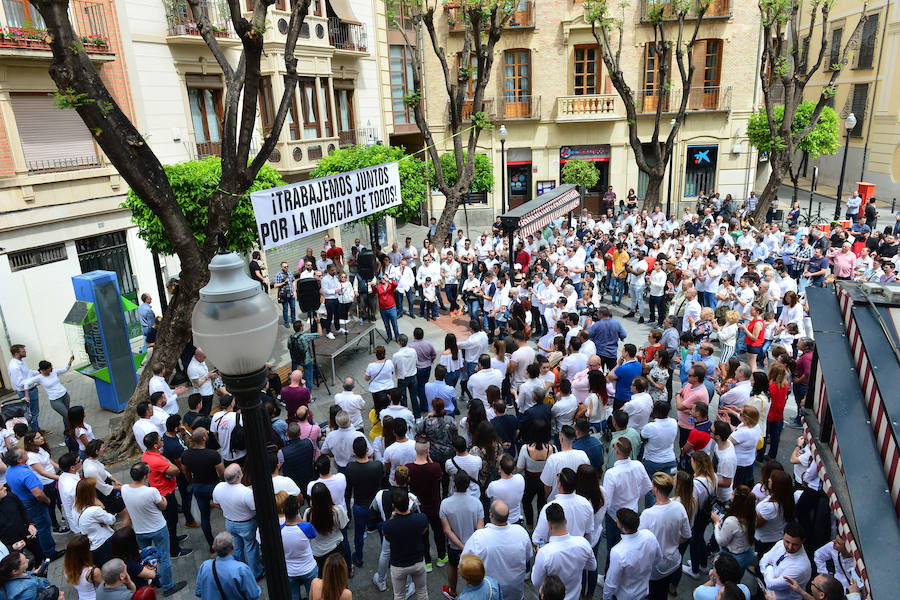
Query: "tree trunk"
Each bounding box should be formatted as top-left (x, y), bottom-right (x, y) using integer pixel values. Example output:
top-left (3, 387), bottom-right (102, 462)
top-left (100, 271), bottom-right (205, 464)
top-left (752, 159), bottom-right (787, 225)
top-left (642, 173), bottom-right (665, 213)
top-left (433, 191), bottom-right (461, 246)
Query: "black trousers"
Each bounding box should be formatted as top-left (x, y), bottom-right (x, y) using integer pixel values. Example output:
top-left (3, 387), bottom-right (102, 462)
top-left (422, 513), bottom-right (447, 564)
top-left (162, 491), bottom-right (182, 555)
top-left (522, 472), bottom-right (547, 527)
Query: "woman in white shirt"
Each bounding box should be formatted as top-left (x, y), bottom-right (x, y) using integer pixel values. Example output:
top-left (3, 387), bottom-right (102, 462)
top-left (439, 333), bottom-right (464, 392)
top-left (304, 482), bottom-right (350, 575)
top-left (641, 402), bottom-right (678, 507)
top-left (364, 346), bottom-right (394, 407)
top-left (648, 260), bottom-right (668, 326)
top-left (22, 355), bottom-right (75, 434)
top-left (710, 486), bottom-right (756, 574)
top-left (280, 494), bottom-right (319, 600)
top-left (73, 478), bottom-right (117, 567)
top-left (67, 406), bottom-right (94, 457)
top-left (729, 405), bottom-right (763, 488)
top-left (755, 470), bottom-right (796, 557)
top-left (82, 439), bottom-right (128, 523)
top-left (24, 432), bottom-right (67, 533)
top-left (63, 534), bottom-right (104, 600)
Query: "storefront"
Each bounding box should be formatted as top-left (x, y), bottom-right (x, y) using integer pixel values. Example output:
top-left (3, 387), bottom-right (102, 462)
top-left (684, 144), bottom-right (718, 197)
top-left (507, 148), bottom-right (532, 209)
top-left (559, 145), bottom-right (610, 213)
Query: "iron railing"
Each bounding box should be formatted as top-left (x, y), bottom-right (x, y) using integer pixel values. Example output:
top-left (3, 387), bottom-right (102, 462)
top-left (328, 17), bottom-right (367, 52)
top-left (338, 127), bottom-right (380, 148)
top-left (0, 0), bottom-right (113, 53)
top-left (448, 0), bottom-right (534, 32)
top-left (640, 0), bottom-right (731, 21)
top-left (165, 0), bottom-right (234, 38)
top-left (26, 154), bottom-right (102, 174)
top-left (497, 94), bottom-right (540, 119)
top-left (556, 94), bottom-right (620, 120)
top-left (446, 98), bottom-right (495, 122)
top-left (633, 86), bottom-right (731, 114)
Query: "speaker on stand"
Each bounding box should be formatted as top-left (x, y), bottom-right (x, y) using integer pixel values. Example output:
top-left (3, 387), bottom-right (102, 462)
top-left (296, 278), bottom-right (330, 394)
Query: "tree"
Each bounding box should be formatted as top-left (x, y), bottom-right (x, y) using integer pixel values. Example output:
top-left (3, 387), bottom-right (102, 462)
top-left (31, 0), bottom-right (312, 461)
top-left (561, 159), bottom-right (600, 214)
top-left (747, 101), bottom-right (839, 207)
top-left (388, 0), bottom-right (514, 244)
top-left (310, 145), bottom-right (427, 224)
top-left (426, 151), bottom-right (494, 193)
top-left (584, 0), bottom-right (712, 211)
top-left (123, 159), bottom-right (285, 255)
top-left (752, 0), bottom-right (868, 222)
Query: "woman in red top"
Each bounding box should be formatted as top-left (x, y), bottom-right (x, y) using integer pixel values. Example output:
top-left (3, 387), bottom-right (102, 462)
top-left (740, 303), bottom-right (765, 372)
top-left (639, 329), bottom-right (663, 367)
top-left (375, 275), bottom-right (400, 342)
top-left (764, 362), bottom-right (790, 460)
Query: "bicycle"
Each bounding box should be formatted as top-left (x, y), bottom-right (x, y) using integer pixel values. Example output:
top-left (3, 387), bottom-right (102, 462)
top-left (795, 203), bottom-right (831, 229)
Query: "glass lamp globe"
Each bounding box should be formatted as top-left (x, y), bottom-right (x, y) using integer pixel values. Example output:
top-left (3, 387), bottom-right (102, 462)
top-left (191, 251), bottom-right (279, 376)
top-left (499, 125), bottom-right (508, 142)
top-left (845, 113), bottom-right (857, 132)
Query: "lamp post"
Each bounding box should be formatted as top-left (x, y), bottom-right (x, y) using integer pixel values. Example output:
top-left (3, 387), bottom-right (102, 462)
top-left (191, 249), bottom-right (288, 599)
top-left (499, 124), bottom-right (508, 214)
top-left (833, 112), bottom-right (857, 221)
top-left (666, 118), bottom-right (676, 217)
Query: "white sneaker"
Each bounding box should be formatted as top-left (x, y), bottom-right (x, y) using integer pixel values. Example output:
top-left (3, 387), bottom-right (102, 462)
top-left (326, 332), bottom-right (335, 340)
top-left (596, 574), bottom-right (604, 587)
top-left (372, 574), bottom-right (387, 592)
top-left (682, 564), bottom-right (701, 578)
top-left (406, 582), bottom-right (415, 599)
top-left (338, 327), bottom-right (348, 334)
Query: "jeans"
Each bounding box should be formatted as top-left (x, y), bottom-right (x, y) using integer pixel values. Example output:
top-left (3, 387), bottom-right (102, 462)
top-left (303, 362), bottom-right (315, 391)
top-left (24, 499), bottom-right (55, 557)
top-left (720, 546), bottom-right (756, 575)
top-left (445, 370), bottom-right (461, 391)
top-left (289, 567), bottom-right (318, 600)
top-left (642, 459), bottom-right (677, 506)
top-left (765, 419), bottom-right (784, 459)
top-left (136, 525), bottom-right (174, 590)
top-left (793, 383), bottom-right (809, 420)
top-left (324, 298), bottom-right (341, 333)
top-left (461, 361), bottom-right (477, 401)
top-left (414, 366), bottom-right (432, 418)
top-left (611, 278), bottom-right (625, 304)
top-left (226, 518), bottom-right (263, 578)
top-left (604, 512), bottom-right (621, 570)
top-left (466, 299), bottom-right (480, 318)
top-left (630, 285), bottom-right (645, 316)
top-left (395, 289), bottom-right (415, 317)
top-left (17, 388), bottom-right (40, 431)
top-left (352, 504), bottom-right (368, 563)
top-left (280, 297), bottom-right (296, 326)
top-left (380, 307), bottom-right (400, 341)
top-left (573, 281), bottom-right (583, 298)
top-left (376, 535), bottom-right (391, 585)
top-left (390, 562), bottom-right (427, 600)
top-left (703, 291), bottom-right (718, 308)
top-left (649, 295), bottom-right (666, 325)
top-left (445, 284), bottom-right (458, 311)
top-left (192, 483), bottom-right (215, 547)
top-left (396, 375), bottom-right (415, 408)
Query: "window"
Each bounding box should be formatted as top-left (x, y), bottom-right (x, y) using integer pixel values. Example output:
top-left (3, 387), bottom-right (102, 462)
top-left (388, 0), bottom-right (415, 30)
top-left (76, 231), bottom-right (138, 303)
top-left (247, 0), bottom-right (285, 10)
top-left (390, 45), bottom-right (415, 125)
top-left (8, 243), bottom-right (67, 272)
top-left (857, 14), bottom-right (878, 69)
top-left (829, 28), bottom-right (842, 70)
top-left (2, 0), bottom-right (45, 29)
top-left (334, 80), bottom-right (355, 139)
top-left (286, 94), bottom-right (301, 141)
top-left (642, 43), bottom-right (669, 112)
top-left (188, 86), bottom-right (223, 148)
top-left (573, 45), bottom-right (600, 95)
top-left (298, 78), bottom-right (320, 139)
top-left (849, 83), bottom-right (868, 138)
top-left (456, 52), bottom-right (478, 98)
top-left (701, 39), bottom-right (722, 90)
top-left (10, 93), bottom-right (100, 172)
top-left (503, 49), bottom-right (531, 117)
top-left (688, 39), bottom-right (722, 109)
top-left (319, 77), bottom-right (333, 138)
top-left (259, 76), bottom-right (275, 132)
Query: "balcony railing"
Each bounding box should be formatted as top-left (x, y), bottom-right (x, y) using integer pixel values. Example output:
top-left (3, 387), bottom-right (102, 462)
top-left (165, 0), bottom-right (234, 39)
top-left (448, 1), bottom-right (534, 32)
top-left (26, 154), bottom-right (102, 174)
top-left (446, 98), bottom-right (495, 123)
top-left (498, 94), bottom-right (540, 119)
top-left (328, 17), bottom-right (367, 52)
top-left (0, 0), bottom-right (114, 53)
top-left (556, 94), bottom-right (620, 121)
top-left (640, 0), bottom-right (731, 21)
top-left (634, 86), bottom-right (731, 114)
top-left (338, 127), bottom-right (380, 148)
top-left (195, 140), bottom-right (222, 158)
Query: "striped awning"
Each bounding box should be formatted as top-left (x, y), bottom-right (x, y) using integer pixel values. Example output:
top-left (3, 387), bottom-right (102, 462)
top-left (499, 183), bottom-right (580, 237)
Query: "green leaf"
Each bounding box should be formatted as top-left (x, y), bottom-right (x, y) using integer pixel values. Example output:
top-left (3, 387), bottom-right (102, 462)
top-left (425, 150), bottom-right (495, 193)
top-left (561, 159), bottom-right (600, 188)
top-left (746, 100), bottom-right (839, 159)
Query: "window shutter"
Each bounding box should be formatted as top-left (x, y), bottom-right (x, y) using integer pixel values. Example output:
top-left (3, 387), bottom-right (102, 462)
top-left (856, 15), bottom-right (878, 69)
top-left (849, 84), bottom-right (868, 137)
top-left (829, 28), bottom-right (842, 70)
top-left (10, 94), bottom-right (99, 172)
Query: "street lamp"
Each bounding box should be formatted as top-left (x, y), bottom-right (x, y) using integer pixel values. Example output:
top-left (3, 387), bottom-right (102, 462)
top-left (191, 249), bottom-right (288, 599)
top-left (667, 118), bottom-right (676, 217)
top-left (833, 112), bottom-right (857, 221)
top-left (499, 124), bottom-right (508, 214)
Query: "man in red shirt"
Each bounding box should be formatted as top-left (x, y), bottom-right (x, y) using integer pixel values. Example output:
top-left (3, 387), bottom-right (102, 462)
top-left (791, 338), bottom-right (814, 426)
top-left (376, 275), bottom-right (400, 342)
top-left (326, 239), bottom-right (345, 271)
top-left (515, 242), bottom-right (530, 272)
top-left (680, 402), bottom-right (712, 458)
top-left (141, 432), bottom-right (190, 557)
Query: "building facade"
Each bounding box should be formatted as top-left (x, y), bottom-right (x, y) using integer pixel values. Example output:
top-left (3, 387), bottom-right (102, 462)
top-left (797, 0), bottom-right (899, 203)
top-left (419, 0), bottom-right (766, 218)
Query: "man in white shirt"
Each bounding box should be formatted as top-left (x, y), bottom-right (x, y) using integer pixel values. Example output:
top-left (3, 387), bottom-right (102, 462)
top-left (532, 467), bottom-right (595, 543)
top-left (57, 453), bottom-right (81, 535)
top-left (211, 396), bottom-right (247, 465)
top-left (682, 288), bottom-right (702, 332)
top-left (485, 454), bottom-right (525, 524)
top-left (321, 264), bottom-right (342, 339)
top-left (462, 500), bottom-right (532, 600)
top-left (719, 365), bottom-right (752, 415)
top-left (813, 534), bottom-right (856, 591)
top-left (186, 349), bottom-right (216, 417)
top-left (540, 426), bottom-right (589, 501)
top-left (760, 523), bottom-right (812, 600)
top-left (148, 392), bottom-right (170, 434)
top-left (306, 455), bottom-right (348, 506)
top-left (381, 418), bottom-right (417, 485)
top-left (333, 377), bottom-right (366, 430)
top-left (639, 473), bottom-right (691, 596)
top-left (603, 437), bottom-right (652, 554)
top-left (400, 237), bottom-right (418, 269)
top-left (507, 332), bottom-right (536, 390)
top-left (132, 402), bottom-right (160, 452)
top-left (149, 364), bottom-right (186, 415)
top-left (457, 321), bottom-right (489, 397)
top-left (322, 411), bottom-right (371, 470)
top-left (390, 334), bottom-right (418, 413)
top-left (391, 258), bottom-right (416, 318)
top-left (531, 503), bottom-right (596, 600)
top-left (623, 380), bottom-right (653, 434)
top-left (624, 251), bottom-right (649, 323)
top-left (379, 389), bottom-right (416, 431)
top-left (6, 344), bottom-right (41, 432)
top-left (713, 421), bottom-right (737, 502)
top-left (604, 507), bottom-right (662, 600)
top-left (467, 355), bottom-right (504, 412)
top-left (213, 464), bottom-right (263, 579)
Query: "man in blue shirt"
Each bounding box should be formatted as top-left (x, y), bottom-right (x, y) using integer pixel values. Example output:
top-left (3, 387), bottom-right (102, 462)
top-left (607, 344), bottom-right (642, 410)
top-left (138, 293), bottom-right (155, 353)
top-left (571, 419), bottom-right (603, 470)
top-left (586, 306), bottom-right (627, 371)
top-left (4, 448), bottom-right (57, 559)
top-left (425, 365), bottom-right (457, 414)
top-left (804, 248), bottom-right (831, 288)
top-left (196, 531), bottom-right (262, 600)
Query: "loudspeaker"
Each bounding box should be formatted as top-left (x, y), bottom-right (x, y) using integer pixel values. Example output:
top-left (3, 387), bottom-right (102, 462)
top-left (358, 249), bottom-right (377, 281)
top-left (297, 278), bottom-right (321, 313)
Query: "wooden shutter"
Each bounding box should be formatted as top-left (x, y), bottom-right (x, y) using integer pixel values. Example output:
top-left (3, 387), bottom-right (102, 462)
top-left (829, 28), bottom-right (842, 70)
top-left (258, 76), bottom-right (275, 131)
top-left (10, 93), bottom-right (98, 171)
top-left (849, 84), bottom-right (868, 137)
top-left (857, 14), bottom-right (878, 69)
top-left (642, 43), bottom-right (668, 112)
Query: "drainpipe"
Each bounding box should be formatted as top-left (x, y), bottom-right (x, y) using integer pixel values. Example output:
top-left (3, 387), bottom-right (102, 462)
top-left (744, 22), bottom-right (764, 200)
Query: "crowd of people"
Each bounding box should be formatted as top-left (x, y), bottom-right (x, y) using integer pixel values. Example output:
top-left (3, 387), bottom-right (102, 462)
top-left (3, 189), bottom-right (889, 600)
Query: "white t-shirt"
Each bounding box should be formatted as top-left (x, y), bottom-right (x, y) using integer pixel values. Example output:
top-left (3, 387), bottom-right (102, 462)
top-left (383, 439), bottom-right (417, 485)
top-left (623, 393), bottom-right (653, 434)
top-left (187, 359), bottom-right (214, 396)
top-left (26, 448), bottom-right (55, 485)
top-left (334, 391), bottom-right (366, 428)
top-left (445, 454), bottom-right (483, 497)
top-left (366, 360), bottom-right (395, 393)
top-left (306, 474), bottom-right (347, 507)
top-left (714, 443), bottom-right (737, 502)
top-left (486, 474), bottom-right (525, 523)
top-left (641, 418), bottom-right (678, 464)
top-left (280, 520), bottom-right (318, 577)
top-left (731, 424), bottom-right (762, 467)
top-left (550, 395), bottom-right (579, 435)
top-left (273, 475), bottom-right (302, 497)
top-left (211, 411), bottom-right (247, 462)
top-left (74, 424), bottom-right (95, 453)
top-left (510, 346), bottom-right (536, 387)
top-left (755, 499), bottom-right (786, 543)
top-left (540, 449), bottom-right (590, 501)
top-left (121, 485), bottom-right (166, 535)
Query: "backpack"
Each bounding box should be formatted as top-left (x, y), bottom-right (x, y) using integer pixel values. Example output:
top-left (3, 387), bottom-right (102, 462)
top-left (230, 414), bottom-right (246, 452)
top-left (288, 333), bottom-right (308, 365)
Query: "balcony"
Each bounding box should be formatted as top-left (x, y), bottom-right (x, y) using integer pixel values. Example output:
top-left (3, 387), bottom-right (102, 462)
top-left (165, 0), bottom-right (237, 42)
top-left (634, 86), bottom-right (731, 114)
top-left (446, 98), bottom-right (495, 123)
top-left (327, 17), bottom-right (367, 52)
top-left (26, 154), bottom-right (102, 174)
top-left (338, 127), bottom-right (380, 148)
top-left (0, 0), bottom-right (114, 56)
top-left (556, 94), bottom-right (621, 122)
top-left (498, 94), bottom-right (540, 120)
top-left (448, 1), bottom-right (534, 32)
top-left (640, 0), bottom-right (732, 21)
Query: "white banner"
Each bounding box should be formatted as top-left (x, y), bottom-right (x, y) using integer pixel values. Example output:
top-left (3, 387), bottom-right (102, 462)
top-left (250, 161), bottom-right (402, 250)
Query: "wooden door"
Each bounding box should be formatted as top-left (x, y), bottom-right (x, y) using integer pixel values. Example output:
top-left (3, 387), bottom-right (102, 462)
top-left (504, 50), bottom-right (531, 118)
